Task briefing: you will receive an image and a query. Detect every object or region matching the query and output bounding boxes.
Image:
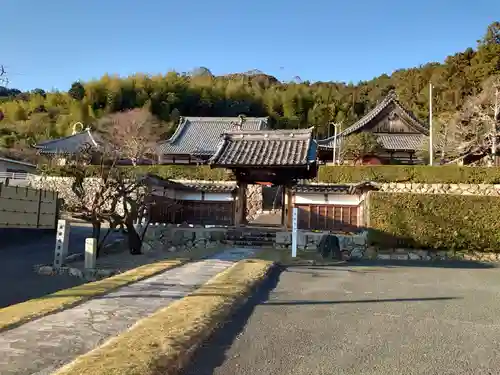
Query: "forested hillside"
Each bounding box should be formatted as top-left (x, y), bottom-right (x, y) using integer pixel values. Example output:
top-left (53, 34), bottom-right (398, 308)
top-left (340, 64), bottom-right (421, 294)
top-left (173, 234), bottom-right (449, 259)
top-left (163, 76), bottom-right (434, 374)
top-left (0, 22), bottom-right (499, 153)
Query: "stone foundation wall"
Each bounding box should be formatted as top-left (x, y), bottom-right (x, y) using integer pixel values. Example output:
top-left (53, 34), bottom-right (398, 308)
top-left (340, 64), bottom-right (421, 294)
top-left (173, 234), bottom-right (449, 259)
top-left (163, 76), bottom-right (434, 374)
top-left (274, 230), bottom-right (500, 262)
top-left (377, 182), bottom-right (500, 196)
top-left (246, 184), bottom-right (263, 221)
top-left (142, 224), bottom-right (227, 253)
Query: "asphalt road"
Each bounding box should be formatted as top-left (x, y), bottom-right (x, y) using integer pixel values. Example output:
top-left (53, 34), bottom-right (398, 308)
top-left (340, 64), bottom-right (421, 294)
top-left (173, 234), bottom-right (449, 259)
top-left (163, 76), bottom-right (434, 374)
top-left (0, 225), bottom-right (122, 308)
top-left (184, 261), bottom-right (500, 375)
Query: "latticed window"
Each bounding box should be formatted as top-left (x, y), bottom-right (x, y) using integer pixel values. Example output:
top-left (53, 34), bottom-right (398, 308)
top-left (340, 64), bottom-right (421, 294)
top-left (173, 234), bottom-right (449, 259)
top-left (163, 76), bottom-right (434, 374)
top-left (296, 204), bottom-right (359, 232)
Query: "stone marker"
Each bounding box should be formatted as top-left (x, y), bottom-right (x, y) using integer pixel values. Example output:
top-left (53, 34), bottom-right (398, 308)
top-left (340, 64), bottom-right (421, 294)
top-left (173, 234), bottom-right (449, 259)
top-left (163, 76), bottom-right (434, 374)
top-left (85, 238), bottom-right (97, 269)
top-left (53, 219), bottom-right (70, 269)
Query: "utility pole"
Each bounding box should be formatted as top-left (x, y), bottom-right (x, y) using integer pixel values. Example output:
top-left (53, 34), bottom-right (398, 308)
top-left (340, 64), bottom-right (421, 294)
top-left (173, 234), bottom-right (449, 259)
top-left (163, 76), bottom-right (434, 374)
top-left (332, 122), bottom-right (341, 165)
top-left (332, 122), bottom-right (338, 165)
top-left (429, 83), bottom-right (434, 166)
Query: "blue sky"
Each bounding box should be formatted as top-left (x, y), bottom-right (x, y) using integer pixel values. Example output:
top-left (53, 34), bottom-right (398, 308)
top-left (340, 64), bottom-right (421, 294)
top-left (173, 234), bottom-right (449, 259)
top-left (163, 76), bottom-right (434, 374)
top-left (2, 0), bottom-right (499, 91)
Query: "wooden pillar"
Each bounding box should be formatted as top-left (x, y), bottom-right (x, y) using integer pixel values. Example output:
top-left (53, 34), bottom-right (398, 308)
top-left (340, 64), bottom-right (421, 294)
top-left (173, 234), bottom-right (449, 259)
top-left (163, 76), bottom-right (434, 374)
top-left (286, 185), bottom-right (293, 229)
top-left (235, 181), bottom-right (248, 226)
top-left (281, 185), bottom-right (286, 226)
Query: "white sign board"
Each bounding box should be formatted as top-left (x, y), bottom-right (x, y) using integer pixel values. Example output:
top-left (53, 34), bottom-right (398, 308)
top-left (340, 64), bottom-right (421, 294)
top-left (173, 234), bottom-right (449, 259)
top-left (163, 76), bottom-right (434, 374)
top-left (291, 207), bottom-right (298, 258)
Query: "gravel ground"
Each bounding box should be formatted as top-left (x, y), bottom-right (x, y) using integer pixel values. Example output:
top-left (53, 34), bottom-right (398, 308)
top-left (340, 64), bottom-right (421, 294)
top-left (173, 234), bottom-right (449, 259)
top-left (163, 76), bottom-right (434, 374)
top-left (0, 224), bottom-right (121, 308)
top-left (183, 260), bottom-right (500, 375)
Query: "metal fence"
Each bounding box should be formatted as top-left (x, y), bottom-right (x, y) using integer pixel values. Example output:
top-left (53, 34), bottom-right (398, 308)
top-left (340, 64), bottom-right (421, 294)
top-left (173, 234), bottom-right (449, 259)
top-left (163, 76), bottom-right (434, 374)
top-left (0, 184), bottom-right (59, 229)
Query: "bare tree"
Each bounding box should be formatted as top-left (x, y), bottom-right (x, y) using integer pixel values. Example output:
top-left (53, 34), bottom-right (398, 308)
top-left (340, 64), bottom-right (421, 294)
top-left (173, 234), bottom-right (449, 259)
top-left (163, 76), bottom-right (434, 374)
top-left (451, 76), bottom-right (500, 165)
top-left (0, 65), bottom-right (8, 85)
top-left (99, 109), bottom-right (160, 166)
top-left (60, 110), bottom-right (163, 255)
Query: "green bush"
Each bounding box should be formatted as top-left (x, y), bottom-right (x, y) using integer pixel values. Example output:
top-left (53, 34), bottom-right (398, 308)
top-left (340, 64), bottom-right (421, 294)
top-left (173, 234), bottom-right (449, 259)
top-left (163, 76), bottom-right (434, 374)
top-left (40, 165), bottom-right (233, 181)
top-left (318, 165), bottom-right (500, 184)
top-left (367, 192), bottom-right (500, 251)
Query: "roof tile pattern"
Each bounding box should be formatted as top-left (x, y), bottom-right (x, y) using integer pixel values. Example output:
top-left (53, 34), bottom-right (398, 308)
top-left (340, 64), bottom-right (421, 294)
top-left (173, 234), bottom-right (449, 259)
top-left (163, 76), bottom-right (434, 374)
top-left (35, 129), bottom-right (101, 155)
top-left (376, 134), bottom-right (427, 151)
top-left (317, 91), bottom-right (429, 151)
top-left (158, 117), bottom-right (269, 156)
top-left (292, 181), bottom-right (378, 194)
top-left (210, 128), bottom-right (317, 167)
top-left (318, 133), bottom-right (426, 151)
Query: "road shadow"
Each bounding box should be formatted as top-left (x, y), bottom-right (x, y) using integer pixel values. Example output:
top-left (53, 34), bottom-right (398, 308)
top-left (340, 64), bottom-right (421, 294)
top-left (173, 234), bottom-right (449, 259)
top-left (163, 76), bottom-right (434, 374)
top-left (262, 296), bottom-right (461, 306)
top-left (0, 228), bottom-right (55, 250)
top-left (288, 259), bottom-right (498, 269)
top-left (180, 264), bottom-right (285, 375)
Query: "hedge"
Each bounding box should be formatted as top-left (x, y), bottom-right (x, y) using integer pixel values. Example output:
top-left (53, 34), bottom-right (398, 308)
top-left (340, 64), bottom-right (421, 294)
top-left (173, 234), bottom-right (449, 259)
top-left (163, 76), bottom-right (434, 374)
top-left (41, 165), bottom-right (234, 181)
top-left (317, 165), bottom-right (500, 184)
top-left (367, 192), bottom-right (500, 251)
top-left (42, 164), bottom-right (500, 184)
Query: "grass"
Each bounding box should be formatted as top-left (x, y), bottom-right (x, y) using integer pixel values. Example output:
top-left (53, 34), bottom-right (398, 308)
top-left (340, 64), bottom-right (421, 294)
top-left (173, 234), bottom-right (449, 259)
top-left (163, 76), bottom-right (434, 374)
top-left (52, 259), bottom-right (274, 375)
top-left (0, 245), bottom-right (225, 333)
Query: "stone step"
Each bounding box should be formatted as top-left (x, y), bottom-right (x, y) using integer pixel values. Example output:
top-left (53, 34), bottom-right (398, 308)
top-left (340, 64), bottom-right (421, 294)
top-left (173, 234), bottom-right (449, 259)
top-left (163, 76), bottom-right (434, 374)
top-left (231, 237), bottom-right (275, 242)
top-left (226, 240), bottom-right (275, 247)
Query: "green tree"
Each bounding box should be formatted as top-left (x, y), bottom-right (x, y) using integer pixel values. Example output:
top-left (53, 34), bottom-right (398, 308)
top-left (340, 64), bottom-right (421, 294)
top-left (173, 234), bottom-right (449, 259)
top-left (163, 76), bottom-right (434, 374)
top-left (340, 133), bottom-right (381, 162)
top-left (68, 81), bottom-right (86, 101)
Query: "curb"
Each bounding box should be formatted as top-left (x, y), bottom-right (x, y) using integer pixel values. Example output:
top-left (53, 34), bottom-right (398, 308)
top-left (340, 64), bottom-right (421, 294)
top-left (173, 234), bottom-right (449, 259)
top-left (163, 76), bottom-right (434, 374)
top-left (52, 260), bottom-right (278, 375)
top-left (166, 261), bottom-right (280, 374)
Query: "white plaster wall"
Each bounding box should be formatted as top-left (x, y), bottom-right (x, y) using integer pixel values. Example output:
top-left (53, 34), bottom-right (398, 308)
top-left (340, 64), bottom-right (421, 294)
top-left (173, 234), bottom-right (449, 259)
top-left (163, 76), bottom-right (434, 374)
top-left (295, 193), bottom-right (361, 206)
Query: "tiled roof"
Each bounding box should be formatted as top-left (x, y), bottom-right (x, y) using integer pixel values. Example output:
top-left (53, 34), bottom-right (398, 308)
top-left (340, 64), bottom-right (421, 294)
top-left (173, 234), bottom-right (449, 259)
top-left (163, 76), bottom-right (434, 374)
top-left (317, 133), bottom-right (427, 152)
top-left (34, 128), bottom-right (101, 155)
top-left (146, 174), bottom-right (237, 193)
top-left (292, 182), bottom-right (378, 194)
top-left (317, 91), bottom-right (429, 149)
top-left (317, 135), bottom-right (346, 150)
top-left (376, 134), bottom-right (427, 151)
top-left (292, 184), bottom-right (352, 194)
top-left (209, 128), bottom-right (317, 167)
top-left (0, 157), bottom-right (36, 168)
top-left (158, 117), bottom-right (269, 156)
top-left (178, 181), bottom-right (237, 193)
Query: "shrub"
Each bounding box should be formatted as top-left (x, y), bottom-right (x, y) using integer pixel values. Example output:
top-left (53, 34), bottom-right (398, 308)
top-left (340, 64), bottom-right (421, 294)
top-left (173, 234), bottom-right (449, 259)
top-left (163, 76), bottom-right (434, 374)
top-left (318, 165), bottom-right (500, 184)
top-left (40, 165), bottom-right (233, 181)
top-left (367, 192), bottom-right (500, 251)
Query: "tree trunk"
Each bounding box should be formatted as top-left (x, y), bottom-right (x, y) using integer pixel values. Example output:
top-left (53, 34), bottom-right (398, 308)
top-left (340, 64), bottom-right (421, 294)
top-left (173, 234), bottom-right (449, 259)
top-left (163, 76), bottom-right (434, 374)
top-left (91, 220), bottom-right (102, 258)
top-left (125, 221), bottom-right (142, 255)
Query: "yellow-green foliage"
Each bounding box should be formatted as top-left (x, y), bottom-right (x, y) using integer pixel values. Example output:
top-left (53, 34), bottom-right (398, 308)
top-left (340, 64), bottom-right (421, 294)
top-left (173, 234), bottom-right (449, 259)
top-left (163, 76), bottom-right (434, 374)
top-left (1, 22), bottom-right (499, 148)
top-left (317, 165), bottom-right (500, 184)
top-left (41, 165), bottom-right (233, 181)
top-left (367, 192), bottom-right (500, 251)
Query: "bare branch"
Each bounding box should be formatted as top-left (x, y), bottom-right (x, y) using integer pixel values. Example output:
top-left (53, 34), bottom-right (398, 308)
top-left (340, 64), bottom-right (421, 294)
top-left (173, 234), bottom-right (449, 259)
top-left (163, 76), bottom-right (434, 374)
top-left (61, 111), bottom-right (164, 255)
top-left (0, 65), bottom-right (8, 85)
top-left (99, 109), bottom-right (161, 166)
top-left (449, 76), bottom-right (500, 165)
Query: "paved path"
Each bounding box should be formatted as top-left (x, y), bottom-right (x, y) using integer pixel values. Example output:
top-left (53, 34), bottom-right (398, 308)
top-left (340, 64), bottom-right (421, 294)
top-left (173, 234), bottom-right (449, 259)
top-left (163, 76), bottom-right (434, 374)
top-left (0, 248), bottom-right (255, 375)
top-left (0, 225), bottom-right (121, 308)
top-left (184, 261), bottom-right (500, 375)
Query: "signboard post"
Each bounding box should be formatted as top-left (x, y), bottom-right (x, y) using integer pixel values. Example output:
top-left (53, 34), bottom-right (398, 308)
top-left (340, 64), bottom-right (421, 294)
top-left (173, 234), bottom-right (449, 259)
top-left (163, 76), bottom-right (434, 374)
top-left (291, 207), bottom-right (298, 258)
top-left (53, 219), bottom-right (69, 269)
